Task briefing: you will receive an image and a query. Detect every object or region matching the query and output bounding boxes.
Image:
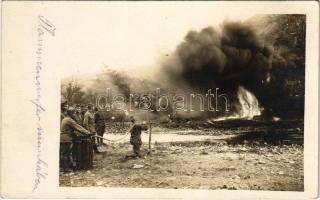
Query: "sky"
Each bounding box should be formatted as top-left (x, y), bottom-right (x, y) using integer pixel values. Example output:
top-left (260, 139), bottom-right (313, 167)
top-left (47, 2), bottom-right (258, 77)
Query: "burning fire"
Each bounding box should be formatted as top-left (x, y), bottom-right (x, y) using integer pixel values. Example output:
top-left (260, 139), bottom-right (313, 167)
top-left (212, 86), bottom-right (263, 121)
top-left (237, 86), bottom-right (262, 119)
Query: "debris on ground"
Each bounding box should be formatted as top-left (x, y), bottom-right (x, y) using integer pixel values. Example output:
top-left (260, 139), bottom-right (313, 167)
top-left (132, 164), bottom-right (144, 169)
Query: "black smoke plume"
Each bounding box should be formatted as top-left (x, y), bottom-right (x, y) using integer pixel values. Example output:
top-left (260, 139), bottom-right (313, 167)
top-left (161, 16), bottom-right (305, 119)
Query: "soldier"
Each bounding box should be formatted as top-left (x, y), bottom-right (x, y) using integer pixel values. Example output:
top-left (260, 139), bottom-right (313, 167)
top-left (80, 104), bottom-right (87, 123)
top-left (60, 100), bottom-right (68, 121)
top-left (74, 104), bottom-right (83, 126)
top-left (129, 117), bottom-right (148, 157)
top-left (94, 107), bottom-right (106, 145)
top-left (83, 104), bottom-right (96, 133)
top-left (60, 107), bottom-right (91, 171)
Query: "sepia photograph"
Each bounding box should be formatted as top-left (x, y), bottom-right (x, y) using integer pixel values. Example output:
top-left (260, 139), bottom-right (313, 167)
top-left (59, 13), bottom-right (305, 191)
top-left (1, 1), bottom-right (319, 199)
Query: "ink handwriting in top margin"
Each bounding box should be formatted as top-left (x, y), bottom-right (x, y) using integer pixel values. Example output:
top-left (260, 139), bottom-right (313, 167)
top-left (32, 15), bottom-right (55, 192)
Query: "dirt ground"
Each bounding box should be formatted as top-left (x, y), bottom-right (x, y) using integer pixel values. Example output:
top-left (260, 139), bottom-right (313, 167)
top-left (60, 120), bottom-right (304, 191)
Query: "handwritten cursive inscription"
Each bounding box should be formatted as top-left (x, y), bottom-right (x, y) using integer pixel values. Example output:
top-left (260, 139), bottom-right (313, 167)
top-left (32, 15), bottom-right (55, 192)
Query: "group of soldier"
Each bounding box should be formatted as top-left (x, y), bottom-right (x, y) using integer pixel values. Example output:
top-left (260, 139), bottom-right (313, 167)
top-left (60, 101), bottom-right (149, 172)
top-left (60, 101), bottom-right (106, 171)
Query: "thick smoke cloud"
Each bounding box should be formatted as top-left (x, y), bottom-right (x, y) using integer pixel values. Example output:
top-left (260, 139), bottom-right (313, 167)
top-left (161, 21), bottom-right (276, 117)
top-left (161, 15), bottom-right (306, 119)
top-left (164, 21), bottom-right (272, 91)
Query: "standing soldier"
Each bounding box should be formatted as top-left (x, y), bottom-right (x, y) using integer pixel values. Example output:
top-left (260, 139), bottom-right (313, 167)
top-left (83, 104), bottom-right (96, 134)
top-left (80, 104), bottom-right (87, 125)
top-left (61, 100), bottom-right (68, 121)
top-left (129, 117), bottom-right (148, 157)
top-left (60, 107), bottom-right (91, 171)
top-left (94, 107), bottom-right (106, 145)
top-left (74, 104), bottom-right (83, 126)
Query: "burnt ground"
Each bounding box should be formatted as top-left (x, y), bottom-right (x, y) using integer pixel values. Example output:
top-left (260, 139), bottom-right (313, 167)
top-left (59, 119), bottom-right (304, 191)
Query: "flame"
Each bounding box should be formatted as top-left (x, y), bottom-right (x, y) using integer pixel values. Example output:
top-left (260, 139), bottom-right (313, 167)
top-left (237, 86), bottom-right (262, 119)
top-left (211, 86), bottom-right (262, 121)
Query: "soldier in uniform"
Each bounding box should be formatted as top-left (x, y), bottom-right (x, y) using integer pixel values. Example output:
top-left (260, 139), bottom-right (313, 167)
top-left (83, 104), bottom-right (96, 134)
top-left (94, 107), bottom-right (106, 145)
top-left (61, 100), bottom-right (68, 121)
top-left (129, 117), bottom-right (148, 157)
top-left (74, 104), bottom-right (83, 126)
top-left (60, 107), bottom-right (91, 171)
top-left (80, 104), bottom-right (87, 124)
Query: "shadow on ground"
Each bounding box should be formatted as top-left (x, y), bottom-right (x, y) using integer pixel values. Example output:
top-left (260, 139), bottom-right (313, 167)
top-left (227, 130), bottom-right (303, 145)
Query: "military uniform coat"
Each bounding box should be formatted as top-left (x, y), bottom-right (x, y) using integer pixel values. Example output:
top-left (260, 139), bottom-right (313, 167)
top-left (129, 124), bottom-right (148, 145)
top-left (60, 116), bottom-right (90, 142)
top-left (94, 111), bottom-right (106, 136)
top-left (83, 111), bottom-right (95, 133)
